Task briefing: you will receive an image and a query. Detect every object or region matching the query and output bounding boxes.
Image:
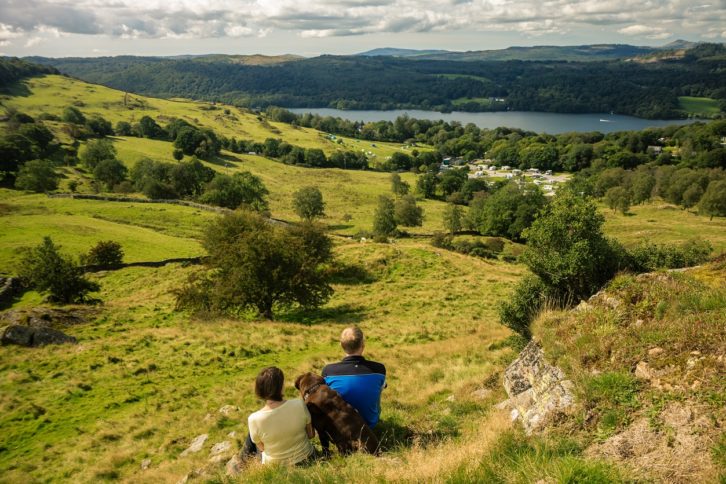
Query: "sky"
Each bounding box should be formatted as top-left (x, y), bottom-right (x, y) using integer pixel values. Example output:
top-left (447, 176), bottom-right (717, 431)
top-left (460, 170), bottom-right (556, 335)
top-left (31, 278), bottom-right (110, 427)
top-left (0, 0), bottom-right (724, 58)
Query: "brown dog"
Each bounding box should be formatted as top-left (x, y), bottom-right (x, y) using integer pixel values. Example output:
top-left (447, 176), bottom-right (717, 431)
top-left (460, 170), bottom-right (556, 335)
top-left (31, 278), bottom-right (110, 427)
top-left (294, 372), bottom-right (379, 455)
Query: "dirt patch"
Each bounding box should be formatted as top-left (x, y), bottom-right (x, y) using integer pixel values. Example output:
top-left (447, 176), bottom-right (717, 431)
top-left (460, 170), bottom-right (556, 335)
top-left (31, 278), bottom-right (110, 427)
top-left (586, 402), bottom-right (719, 483)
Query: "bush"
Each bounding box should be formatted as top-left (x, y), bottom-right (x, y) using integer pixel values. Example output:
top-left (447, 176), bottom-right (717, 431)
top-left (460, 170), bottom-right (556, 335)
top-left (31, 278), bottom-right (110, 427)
top-left (628, 239), bottom-right (712, 271)
top-left (93, 158), bottom-right (127, 190)
top-left (521, 190), bottom-right (624, 301)
top-left (14, 159), bottom-right (58, 192)
top-left (198, 172), bottom-right (269, 211)
top-left (81, 241), bottom-right (124, 267)
top-left (81, 139), bottom-right (117, 170)
top-left (175, 211), bottom-right (333, 319)
top-left (498, 275), bottom-right (546, 339)
top-left (17, 237), bottom-right (99, 303)
top-left (394, 194), bottom-right (423, 227)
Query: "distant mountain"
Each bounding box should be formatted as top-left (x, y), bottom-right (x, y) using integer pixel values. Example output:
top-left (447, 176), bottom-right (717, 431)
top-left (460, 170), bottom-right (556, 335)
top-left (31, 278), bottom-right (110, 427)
top-left (23, 43), bottom-right (725, 119)
top-left (357, 42), bottom-right (724, 62)
top-left (403, 44), bottom-right (660, 62)
top-left (357, 48), bottom-right (451, 57)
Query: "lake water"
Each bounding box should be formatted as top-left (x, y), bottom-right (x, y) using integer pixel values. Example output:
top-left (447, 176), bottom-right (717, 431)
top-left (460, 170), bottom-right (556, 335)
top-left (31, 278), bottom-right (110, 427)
top-left (288, 108), bottom-right (698, 134)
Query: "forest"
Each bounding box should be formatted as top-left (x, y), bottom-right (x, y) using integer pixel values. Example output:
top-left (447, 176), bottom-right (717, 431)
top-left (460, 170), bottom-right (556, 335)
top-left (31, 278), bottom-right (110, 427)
top-left (24, 43), bottom-right (726, 119)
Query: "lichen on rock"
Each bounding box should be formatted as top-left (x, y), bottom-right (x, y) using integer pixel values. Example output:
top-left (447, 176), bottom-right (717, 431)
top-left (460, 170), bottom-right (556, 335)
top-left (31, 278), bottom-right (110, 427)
top-left (500, 340), bottom-right (575, 434)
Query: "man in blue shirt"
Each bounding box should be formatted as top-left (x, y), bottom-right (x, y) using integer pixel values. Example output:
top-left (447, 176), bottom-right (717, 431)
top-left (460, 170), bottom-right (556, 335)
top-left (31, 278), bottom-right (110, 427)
top-left (322, 326), bottom-right (386, 428)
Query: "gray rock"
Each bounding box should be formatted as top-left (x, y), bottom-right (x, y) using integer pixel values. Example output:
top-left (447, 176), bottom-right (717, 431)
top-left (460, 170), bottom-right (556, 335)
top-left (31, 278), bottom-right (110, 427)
top-left (225, 454), bottom-right (243, 477)
top-left (502, 340), bottom-right (575, 434)
top-left (1, 325), bottom-right (77, 347)
top-left (209, 440), bottom-right (232, 457)
top-left (180, 434), bottom-right (208, 457)
top-left (218, 405), bottom-right (239, 416)
top-left (141, 458), bottom-right (151, 470)
top-left (0, 307), bottom-right (93, 328)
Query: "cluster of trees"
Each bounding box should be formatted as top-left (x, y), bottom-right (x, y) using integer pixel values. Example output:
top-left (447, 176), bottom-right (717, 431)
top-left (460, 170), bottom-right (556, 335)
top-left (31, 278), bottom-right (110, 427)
top-left (34, 43), bottom-right (726, 118)
top-left (231, 137), bottom-right (369, 170)
top-left (129, 157), bottom-right (269, 210)
top-left (276, 112), bottom-right (726, 173)
top-left (576, 164), bottom-right (726, 217)
top-left (0, 57), bottom-right (58, 87)
top-left (0, 110), bottom-right (64, 190)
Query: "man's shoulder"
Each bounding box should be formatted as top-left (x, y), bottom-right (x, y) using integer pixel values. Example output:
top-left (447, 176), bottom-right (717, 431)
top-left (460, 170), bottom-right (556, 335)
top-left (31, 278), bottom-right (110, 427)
top-left (364, 359), bottom-right (386, 375)
top-left (322, 357), bottom-right (386, 377)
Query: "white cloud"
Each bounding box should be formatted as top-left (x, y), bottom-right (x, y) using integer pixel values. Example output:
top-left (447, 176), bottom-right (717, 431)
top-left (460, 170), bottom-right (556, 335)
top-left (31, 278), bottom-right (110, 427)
top-left (618, 24), bottom-right (672, 39)
top-left (0, 0), bottom-right (723, 49)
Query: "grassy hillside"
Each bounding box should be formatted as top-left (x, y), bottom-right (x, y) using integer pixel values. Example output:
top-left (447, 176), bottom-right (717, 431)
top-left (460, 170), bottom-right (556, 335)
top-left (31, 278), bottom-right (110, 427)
top-left (678, 96), bottom-right (722, 116)
top-left (2, 73), bottom-right (725, 483)
top-left (0, 230), bottom-right (527, 482)
top-left (602, 202), bottom-right (726, 253)
top-left (530, 260), bottom-right (726, 482)
top-left (3, 75), bottom-right (410, 160)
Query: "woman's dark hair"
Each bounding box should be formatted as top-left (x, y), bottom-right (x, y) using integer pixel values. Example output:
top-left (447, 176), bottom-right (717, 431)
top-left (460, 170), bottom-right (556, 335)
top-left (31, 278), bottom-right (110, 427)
top-left (255, 367), bottom-right (284, 401)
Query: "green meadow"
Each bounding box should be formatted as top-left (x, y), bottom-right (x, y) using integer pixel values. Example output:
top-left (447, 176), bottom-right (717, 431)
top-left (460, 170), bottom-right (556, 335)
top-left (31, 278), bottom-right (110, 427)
top-left (677, 96), bottom-right (722, 116)
top-left (1, 74), bottom-right (725, 482)
top-left (5, 75), bottom-right (413, 160)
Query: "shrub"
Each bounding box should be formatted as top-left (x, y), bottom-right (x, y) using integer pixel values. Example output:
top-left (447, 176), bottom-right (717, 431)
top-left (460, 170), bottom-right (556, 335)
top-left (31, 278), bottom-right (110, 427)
top-left (394, 194), bottom-right (424, 227)
top-left (81, 139), bottom-right (117, 170)
top-left (93, 158), bottom-right (127, 190)
top-left (498, 275), bottom-right (546, 339)
top-left (62, 106), bottom-right (86, 125)
top-left (14, 159), bottom-right (58, 192)
top-left (628, 239), bottom-right (712, 271)
top-left (82, 241), bottom-right (124, 267)
top-left (17, 237), bottom-right (99, 303)
top-left (521, 190), bottom-right (624, 301)
top-left (699, 180), bottom-right (726, 219)
top-left (198, 172), bottom-right (269, 211)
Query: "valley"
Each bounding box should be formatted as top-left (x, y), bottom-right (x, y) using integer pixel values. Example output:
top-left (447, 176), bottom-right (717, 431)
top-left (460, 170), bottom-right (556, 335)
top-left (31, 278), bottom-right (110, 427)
top-left (0, 57), bottom-right (724, 483)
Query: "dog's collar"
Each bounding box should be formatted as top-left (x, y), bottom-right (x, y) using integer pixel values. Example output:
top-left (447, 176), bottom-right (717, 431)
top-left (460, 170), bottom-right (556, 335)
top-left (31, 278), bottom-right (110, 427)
top-left (303, 382), bottom-right (323, 401)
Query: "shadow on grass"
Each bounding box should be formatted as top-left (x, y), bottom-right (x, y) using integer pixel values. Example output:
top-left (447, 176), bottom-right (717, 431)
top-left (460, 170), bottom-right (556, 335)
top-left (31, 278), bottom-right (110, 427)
top-left (328, 263), bottom-right (376, 285)
top-left (327, 224), bottom-right (354, 231)
top-left (375, 418), bottom-right (457, 452)
top-left (277, 303), bottom-right (367, 325)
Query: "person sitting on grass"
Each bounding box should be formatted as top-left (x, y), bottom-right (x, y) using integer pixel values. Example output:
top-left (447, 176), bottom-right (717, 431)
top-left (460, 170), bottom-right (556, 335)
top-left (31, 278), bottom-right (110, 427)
top-left (322, 326), bottom-right (387, 428)
top-left (243, 366), bottom-right (315, 465)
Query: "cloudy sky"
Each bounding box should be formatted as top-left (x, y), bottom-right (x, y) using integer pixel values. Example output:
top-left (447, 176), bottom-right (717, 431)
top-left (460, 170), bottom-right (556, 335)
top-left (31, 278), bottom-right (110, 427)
top-left (0, 0), bottom-right (724, 57)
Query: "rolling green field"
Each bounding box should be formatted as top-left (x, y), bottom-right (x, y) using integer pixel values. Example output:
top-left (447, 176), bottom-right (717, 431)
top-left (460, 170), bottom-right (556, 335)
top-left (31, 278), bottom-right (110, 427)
top-left (2, 74), bottom-right (726, 483)
top-left (677, 96), bottom-right (722, 116)
top-left (0, 219), bottom-right (526, 482)
top-left (602, 202), bottom-right (726, 253)
top-left (3, 75), bottom-right (414, 160)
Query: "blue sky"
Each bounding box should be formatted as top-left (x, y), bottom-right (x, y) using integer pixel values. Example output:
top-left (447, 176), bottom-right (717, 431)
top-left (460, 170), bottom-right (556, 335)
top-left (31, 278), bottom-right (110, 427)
top-left (0, 0), bottom-right (724, 57)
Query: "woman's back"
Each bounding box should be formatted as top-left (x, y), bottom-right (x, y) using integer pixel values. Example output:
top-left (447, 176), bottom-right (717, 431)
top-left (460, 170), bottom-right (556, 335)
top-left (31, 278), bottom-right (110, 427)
top-left (248, 398), bottom-right (313, 465)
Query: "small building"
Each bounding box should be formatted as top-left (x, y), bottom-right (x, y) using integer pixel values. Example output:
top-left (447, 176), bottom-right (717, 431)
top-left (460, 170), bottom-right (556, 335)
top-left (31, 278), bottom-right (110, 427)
top-left (647, 145), bottom-right (663, 155)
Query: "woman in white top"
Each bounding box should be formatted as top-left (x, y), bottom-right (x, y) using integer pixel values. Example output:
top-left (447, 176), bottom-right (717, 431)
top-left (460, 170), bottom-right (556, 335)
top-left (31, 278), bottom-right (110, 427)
top-left (244, 367), bottom-right (315, 465)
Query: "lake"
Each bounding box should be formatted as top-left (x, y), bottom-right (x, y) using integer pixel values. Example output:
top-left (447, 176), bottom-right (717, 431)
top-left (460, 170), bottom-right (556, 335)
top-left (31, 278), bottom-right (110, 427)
top-left (287, 108), bottom-right (698, 134)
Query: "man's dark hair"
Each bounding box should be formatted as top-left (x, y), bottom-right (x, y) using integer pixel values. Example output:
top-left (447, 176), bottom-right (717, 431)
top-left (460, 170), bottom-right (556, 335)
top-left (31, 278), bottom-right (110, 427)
top-left (255, 367), bottom-right (284, 401)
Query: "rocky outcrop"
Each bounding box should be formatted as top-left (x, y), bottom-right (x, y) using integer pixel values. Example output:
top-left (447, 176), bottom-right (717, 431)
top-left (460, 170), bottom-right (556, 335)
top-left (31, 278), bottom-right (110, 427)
top-left (1, 325), bottom-right (77, 347)
top-left (0, 307), bottom-right (93, 347)
top-left (0, 307), bottom-right (94, 328)
top-left (499, 340), bottom-right (574, 434)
